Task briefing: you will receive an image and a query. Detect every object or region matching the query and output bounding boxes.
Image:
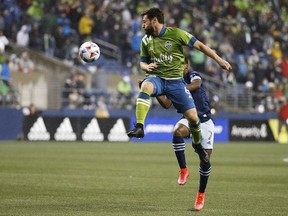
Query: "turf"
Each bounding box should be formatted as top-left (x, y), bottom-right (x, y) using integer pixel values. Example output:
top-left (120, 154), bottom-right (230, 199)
top-left (0, 141), bottom-right (287, 216)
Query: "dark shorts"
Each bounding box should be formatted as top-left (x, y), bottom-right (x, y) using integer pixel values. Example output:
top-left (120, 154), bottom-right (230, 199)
top-left (144, 76), bottom-right (196, 113)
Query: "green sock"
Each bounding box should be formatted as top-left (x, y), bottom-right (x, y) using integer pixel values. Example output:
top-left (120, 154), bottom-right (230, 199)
top-left (189, 120), bottom-right (201, 144)
top-left (136, 91), bottom-right (151, 125)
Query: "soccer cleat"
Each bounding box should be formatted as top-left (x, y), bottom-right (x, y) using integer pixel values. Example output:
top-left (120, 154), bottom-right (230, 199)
top-left (192, 144), bottom-right (209, 163)
top-left (178, 167), bottom-right (189, 185)
top-left (127, 123), bottom-right (144, 138)
top-left (194, 192), bottom-right (205, 211)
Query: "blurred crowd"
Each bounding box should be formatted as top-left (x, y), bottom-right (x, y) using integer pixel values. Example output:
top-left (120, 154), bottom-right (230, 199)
top-left (0, 0), bottom-right (288, 112)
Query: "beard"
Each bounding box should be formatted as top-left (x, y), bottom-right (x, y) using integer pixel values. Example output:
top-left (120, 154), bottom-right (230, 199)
top-left (145, 26), bottom-right (154, 36)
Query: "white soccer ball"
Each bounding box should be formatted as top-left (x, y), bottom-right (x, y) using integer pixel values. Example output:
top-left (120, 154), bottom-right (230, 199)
top-left (79, 41), bottom-right (100, 63)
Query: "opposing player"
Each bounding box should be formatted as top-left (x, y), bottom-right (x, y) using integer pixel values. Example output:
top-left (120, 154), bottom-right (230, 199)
top-left (139, 59), bottom-right (214, 211)
top-left (157, 60), bottom-right (213, 211)
top-left (127, 8), bottom-right (231, 164)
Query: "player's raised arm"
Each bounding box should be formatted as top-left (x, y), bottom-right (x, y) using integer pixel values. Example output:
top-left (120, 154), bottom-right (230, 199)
top-left (193, 40), bottom-right (232, 71)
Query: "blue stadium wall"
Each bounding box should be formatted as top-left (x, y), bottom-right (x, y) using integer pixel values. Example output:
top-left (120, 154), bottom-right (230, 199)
top-left (0, 108), bottom-right (285, 143)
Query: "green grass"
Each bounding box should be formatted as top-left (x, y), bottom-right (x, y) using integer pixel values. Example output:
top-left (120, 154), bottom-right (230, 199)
top-left (0, 141), bottom-right (287, 216)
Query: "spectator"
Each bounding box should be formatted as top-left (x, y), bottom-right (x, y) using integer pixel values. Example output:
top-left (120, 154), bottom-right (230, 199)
top-left (117, 75), bottom-right (134, 109)
top-left (53, 26), bottom-right (67, 59)
top-left (26, 1), bottom-right (44, 24)
top-left (0, 61), bottom-right (10, 105)
top-left (57, 12), bottom-right (71, 37)
top-left (235, 55), bottom-right (249, 84)
top-left (1, 59), bottom-right (11, 89)
top-left (23, 103), bottom-right (39, 117)
top-left (0, 78), bottom-right (9, 102)
top-left (0, 31), bottom-right (8, 53)
top-left (78, 10), bottom-right (94, 44)
top-left (0, 11), bottom-right (5, 32)
top-left (43, 31), bottom-right (56, 57)
top-left (63, 74), bottom-right (75, 107)
top-left (271, 41), bottom-right (282, 61)
top-left (16, 25), bottom-right (30, 47)
top-left (8, 54), bottom-right (19, 72)
top-left (189, 49), bottom-right (206, 73)
top-left (76, 73), bottom-right (90, 106)
top-left (68, 0), bottom-right (82, 31)
top-left (278, 97), bottom-right (288, 143)
top-left (0, 0), bottom-right (287, 113)
top-left (62, 73), bottom-right (89, 108)
top-left (95, 96), bottom-right (110, 118)
top-left (279, 50), bottom-right (288, 79)
top-left (18, 52), bottom-right (34, 73)
top-left (29, 25), bottom-right (43, 50)
top-left (68, 89), bottom-right (80, 109)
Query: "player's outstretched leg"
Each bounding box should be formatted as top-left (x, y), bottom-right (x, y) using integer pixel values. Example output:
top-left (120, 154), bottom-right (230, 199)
top-left (127, 91), bottom-right (151, 138)
top-left (173, 136), bottom-right (189, 185)
top-left (127, 123), bottom-right (144, 138)
top-left (194, 160), bottom-right (211, 211)
top-left (194, 191), bottom-right (206, 211)
top-left (189, 120), bottom-right (209, 163)
top-left (192, 143), bottom-right (209, 163)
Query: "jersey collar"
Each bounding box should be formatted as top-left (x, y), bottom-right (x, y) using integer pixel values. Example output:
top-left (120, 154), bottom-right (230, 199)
top-left (155, 26), bottom-right (166, 38)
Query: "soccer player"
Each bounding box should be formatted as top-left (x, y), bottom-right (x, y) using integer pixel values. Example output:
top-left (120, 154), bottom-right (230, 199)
top-left (138, 59), bottom-right (214, 211)
top-left (127, 8), bottom-right (231, 163)
top-left (156, 60), bottom-right (213, 211)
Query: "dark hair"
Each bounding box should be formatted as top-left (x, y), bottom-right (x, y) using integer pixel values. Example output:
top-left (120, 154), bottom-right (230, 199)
top-left (141, 8), bottom-right (164, 24)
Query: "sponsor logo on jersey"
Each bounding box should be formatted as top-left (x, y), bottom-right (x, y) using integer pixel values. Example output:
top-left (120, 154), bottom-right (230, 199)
top-left (153, 52), bottom-right (173, 64)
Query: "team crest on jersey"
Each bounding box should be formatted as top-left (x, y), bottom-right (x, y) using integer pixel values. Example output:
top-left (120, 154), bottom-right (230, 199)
top-left (164, 41), bottom-right (172, 50)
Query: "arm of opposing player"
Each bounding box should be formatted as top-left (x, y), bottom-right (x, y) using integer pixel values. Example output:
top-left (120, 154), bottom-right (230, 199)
top-left (193, 40), bottom-right (232, 71)
top-left (156, 95), bottom-right (172, 109)
top-left (187, 78), bottom-right (201, 92)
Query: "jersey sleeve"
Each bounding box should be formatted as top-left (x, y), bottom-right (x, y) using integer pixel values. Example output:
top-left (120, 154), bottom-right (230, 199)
top-left (177, 28), bottom-right (197, 48)
top-left (189, 72), bottom-right (202, 83)
top-left (140, 35), bottom-right (150, 63)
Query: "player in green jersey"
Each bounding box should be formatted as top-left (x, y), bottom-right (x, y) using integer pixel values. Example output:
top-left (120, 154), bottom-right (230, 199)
top-left (127, 8), bottom-right (231, 163)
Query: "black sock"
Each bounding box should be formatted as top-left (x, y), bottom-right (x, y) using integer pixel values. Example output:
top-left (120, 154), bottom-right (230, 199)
top-left (172, 136), bottom-right (186, 168)
top-left (199, 161), bottom-right (211, 193)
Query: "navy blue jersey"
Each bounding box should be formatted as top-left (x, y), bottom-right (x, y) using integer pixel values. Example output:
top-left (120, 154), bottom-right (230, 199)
top-left (183, 71), bottom-right (211, 123)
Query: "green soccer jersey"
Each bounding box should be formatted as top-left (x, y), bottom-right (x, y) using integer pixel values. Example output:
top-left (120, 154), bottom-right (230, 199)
top-left (140, 27), bottom-right (197, 79)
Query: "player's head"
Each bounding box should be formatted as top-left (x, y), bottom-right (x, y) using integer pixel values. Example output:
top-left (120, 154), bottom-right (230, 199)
top-left (141, 8), bottom-right (164, 36)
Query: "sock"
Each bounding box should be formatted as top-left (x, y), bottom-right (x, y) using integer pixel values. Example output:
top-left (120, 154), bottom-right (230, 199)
top-left (189, 120), bottom-right (201, 145)
top-left (172, 136), bottom-right (186, 168)
top-left (136, 91), bottom-right (151, 125)
top-left (199, 161), bottom-right (211, 193)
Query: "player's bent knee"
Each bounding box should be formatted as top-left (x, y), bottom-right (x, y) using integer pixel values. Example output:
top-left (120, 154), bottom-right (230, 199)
top-left (141, 81), bottom-right (154, 94)
top-left (183, 109), bottom-right (199, 123)
top-left (173, 124), bottom-right (190, 138)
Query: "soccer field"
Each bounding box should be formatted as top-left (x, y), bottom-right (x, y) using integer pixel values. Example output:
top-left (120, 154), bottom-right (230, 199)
top-left (0, 141), bottom-right (287, 216)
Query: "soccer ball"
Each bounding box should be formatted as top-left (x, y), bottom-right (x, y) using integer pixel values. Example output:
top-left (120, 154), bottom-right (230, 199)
top-left (79, 41), bottom-right (100, 63)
